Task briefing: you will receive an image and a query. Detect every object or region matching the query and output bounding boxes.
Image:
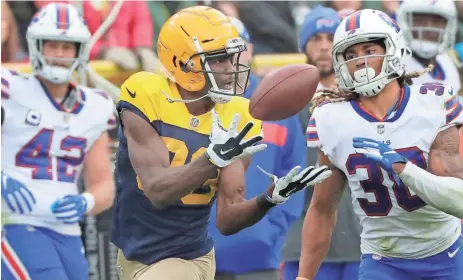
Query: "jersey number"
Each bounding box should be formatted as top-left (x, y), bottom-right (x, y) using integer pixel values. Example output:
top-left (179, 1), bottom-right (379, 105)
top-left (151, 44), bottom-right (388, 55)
top-left (346, 147), bottom-right (427, 216)
top-left (163, 137), bottom-right (218, 206)
top-left (419, 82), bottom-right (445, 96)
top-left (15, 128), bottom-right (87, 183)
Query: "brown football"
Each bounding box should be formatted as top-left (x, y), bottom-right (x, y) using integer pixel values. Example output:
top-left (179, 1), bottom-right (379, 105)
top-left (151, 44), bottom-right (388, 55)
top-left (249, 64), bottom-right (320, 121)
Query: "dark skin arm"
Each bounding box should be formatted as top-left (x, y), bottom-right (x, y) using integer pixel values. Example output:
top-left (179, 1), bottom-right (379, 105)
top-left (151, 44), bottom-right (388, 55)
top-left (215, 156), bottom-right (277, 236)
top-left (122, 110), bottom-right (218, 208)
top-left (298, 151), bottom-right (346, 280)
top-left (393, 126), bottom-right (463, 178)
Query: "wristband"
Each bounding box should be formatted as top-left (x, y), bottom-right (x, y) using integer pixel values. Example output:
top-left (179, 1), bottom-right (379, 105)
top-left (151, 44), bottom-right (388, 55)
top-left (82, 192), bottom-right (95, 214)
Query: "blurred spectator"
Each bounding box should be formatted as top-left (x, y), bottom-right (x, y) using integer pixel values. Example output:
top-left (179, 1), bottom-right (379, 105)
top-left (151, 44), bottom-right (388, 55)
top-left (33, 0), bottom-right (157, 72)
top-left (337, 8), bottom-right (356, 20)
top-left (299, 5), bottom-right (339, 89)
top-left (147, 1), bottom-right (198, 52)
top-left (209, 17), bottom-right (306, 280)
top-left (7, 1), bottom-right (37, 54)
top-left (230, 1), bottom-right (299, 54)
top-left (1, 1), bottom-right (27, 62)
top-left (381, 0), bottom-right (401, 17)
top-left (324, 0), bottom-right (386, 15)
top-left (213, 1), bottom-right (240, 18)
top-left (326, 0), bottom-right (362, 12)
top-left (83, 1), bottom-right (157, 72)
top-left (283, 6), bottom-right (361, 280)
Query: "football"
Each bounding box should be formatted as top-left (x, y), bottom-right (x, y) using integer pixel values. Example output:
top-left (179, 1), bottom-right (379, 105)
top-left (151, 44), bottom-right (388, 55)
top-left (249, 64), bottom-right (320, 121)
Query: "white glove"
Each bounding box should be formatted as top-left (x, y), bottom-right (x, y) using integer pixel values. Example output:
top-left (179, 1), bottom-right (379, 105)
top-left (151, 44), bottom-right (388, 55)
top-left (259, 165), bottom-right (332, 204)
top-left (206, 110), bottom-right (267, 167)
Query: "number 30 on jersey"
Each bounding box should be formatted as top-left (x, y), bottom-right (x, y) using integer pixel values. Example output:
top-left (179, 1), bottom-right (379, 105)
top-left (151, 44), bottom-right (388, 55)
top-left (346, 147), bottom-right (427, 216)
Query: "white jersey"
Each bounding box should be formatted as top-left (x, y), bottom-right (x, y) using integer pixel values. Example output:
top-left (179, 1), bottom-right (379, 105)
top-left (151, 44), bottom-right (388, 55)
top-left (307, 83), bottom-right (462, 259)
top-left (1, 69), bottom-right (116, 236)
top-left (406, 52), bottom-right (461, 94)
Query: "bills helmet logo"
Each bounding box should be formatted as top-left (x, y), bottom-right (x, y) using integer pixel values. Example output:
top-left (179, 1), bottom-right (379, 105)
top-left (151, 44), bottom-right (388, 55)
top-left (378, 12), bottom-right (401, 33)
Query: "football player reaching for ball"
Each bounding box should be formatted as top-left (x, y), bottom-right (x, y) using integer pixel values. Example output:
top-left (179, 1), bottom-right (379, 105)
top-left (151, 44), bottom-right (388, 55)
top-left (298, 9), bottom-right (463, 280)
top-left (111, 6), bottom-right (331, 280)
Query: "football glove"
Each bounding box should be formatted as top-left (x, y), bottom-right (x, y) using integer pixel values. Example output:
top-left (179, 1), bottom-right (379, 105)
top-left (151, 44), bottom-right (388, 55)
top-left (1, 172), bottom-right (36, 214)
top-left (51, 192), bottom-right (95, 224)
top-left (259, 165), bottom-right (332, 204)
top-left (206, 110), bottom-right (267, 168)
top-left (353, 137), bottom-right (408, 172)
top-left (353, 137), bottom-right (408, 184)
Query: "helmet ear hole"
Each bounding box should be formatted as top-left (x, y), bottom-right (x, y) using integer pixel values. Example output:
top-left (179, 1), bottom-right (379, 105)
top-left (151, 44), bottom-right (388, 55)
top-left (172, 56), bottom-right (178, 68)
top-left (179, 61), bottom-right (190, 73)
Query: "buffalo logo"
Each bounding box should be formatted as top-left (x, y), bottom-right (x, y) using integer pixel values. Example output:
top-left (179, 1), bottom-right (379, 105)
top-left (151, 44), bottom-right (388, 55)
top-left (316, 18), bottom-right (337, 29)
top-left (378, 12), bottom-right (401, 33)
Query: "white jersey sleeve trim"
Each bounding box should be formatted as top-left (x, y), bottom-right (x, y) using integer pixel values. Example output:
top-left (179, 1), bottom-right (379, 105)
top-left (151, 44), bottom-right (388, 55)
top-left (440, 85), bottom-right (463, 131)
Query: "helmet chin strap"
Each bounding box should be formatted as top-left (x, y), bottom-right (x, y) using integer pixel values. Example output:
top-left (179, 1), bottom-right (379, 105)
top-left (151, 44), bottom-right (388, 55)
top-left (160, 89), bottom-right (210, 104)
top-left (160, 89), bottom-right (232, 104)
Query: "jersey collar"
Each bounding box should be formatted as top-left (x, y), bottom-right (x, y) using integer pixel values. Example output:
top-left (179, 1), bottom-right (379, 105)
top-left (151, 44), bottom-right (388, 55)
top-left (37, 77), bottom-right (85, 114)
top-left (350, 86), bottom-right (410, 123)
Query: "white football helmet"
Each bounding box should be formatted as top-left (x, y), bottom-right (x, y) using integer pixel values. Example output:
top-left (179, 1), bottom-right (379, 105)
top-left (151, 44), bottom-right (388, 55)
top-left (26, 3), bottom-right (91, 84)
top-left (332, 9), bottom-right (411, 97)
top-left (396, 0), bottom-right (457, 59)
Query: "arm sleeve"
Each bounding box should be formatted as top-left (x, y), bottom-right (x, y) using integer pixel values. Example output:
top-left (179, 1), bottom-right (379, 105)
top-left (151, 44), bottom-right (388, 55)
top-left (399, 161), bottom-right (463, 218)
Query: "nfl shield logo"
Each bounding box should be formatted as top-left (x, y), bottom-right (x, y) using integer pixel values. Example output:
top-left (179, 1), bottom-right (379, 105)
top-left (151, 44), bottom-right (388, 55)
top-left (377, 124), bottom-right (385, 134)
top-left (190, 117), bottom-right (200, 129)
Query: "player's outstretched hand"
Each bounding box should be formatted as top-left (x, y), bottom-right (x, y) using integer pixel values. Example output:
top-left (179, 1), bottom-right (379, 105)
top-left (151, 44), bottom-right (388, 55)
top-left (206, 110), bottom-right (267, 168)
top-left (1, 173), bottom-right (36, 214)
top-left (51, 193), bottom-right (94, 224)
top-left (353, 137), bottom-right (408, 174)
top-left (259, 165), bottom-right (332, 204)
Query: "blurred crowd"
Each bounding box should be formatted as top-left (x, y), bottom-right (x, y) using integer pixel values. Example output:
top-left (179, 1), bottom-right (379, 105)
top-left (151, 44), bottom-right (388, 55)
top-left (3, 1), bottom-right (463, 69)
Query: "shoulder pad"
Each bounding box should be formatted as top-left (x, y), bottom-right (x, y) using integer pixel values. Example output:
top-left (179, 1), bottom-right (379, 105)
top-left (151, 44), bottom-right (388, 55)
top-left (117, 72), bottom-right (166, 123)
top-left (1, 68), bottom-right (31, 100)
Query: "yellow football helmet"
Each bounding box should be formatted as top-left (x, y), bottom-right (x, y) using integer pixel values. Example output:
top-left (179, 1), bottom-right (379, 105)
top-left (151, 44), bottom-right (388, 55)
top-left (157, 6), bottom-right (250, 104)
